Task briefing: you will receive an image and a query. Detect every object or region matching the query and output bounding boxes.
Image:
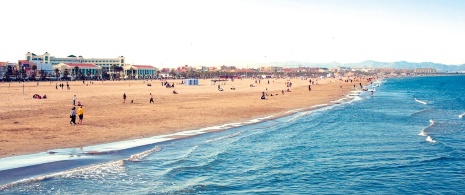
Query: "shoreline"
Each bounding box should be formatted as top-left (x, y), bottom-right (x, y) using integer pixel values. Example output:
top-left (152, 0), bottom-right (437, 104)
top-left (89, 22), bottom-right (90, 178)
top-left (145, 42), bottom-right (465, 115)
top-left (0, 89), bottom-right (364, 173)
top-left (0, 77), bottom-right (370, 158)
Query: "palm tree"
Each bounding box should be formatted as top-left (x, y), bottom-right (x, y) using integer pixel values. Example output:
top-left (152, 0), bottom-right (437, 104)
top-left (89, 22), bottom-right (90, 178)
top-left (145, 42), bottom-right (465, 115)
top-left (110, 64), bottom-right (118, 79)
top-left (169, 69), bottom-right (177, 78)
top-left (78, 69), bottom-right (83, 80)
top-left (63, 69), bottom-right (70, 80)
top-left (101, 70), bottom-right (108, 80)
top-left (116, 66), bottom-right (123, 79)
top-left (20, 67), bottom-right (26, 81)
top-left (31, 64), bottom-right (37, 80)
top-left (5, 66), bottom-right (12, 81)
top-left (73, 66), bottom-right (79, 80)
top-left (128, 67), bottom-right (135, 79)
top-left (54, 68), bottom-right (60, 80)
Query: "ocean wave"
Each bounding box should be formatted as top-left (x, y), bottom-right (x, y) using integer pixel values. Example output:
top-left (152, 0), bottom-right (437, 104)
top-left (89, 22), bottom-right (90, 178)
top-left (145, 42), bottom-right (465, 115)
top-left (286, 111), bottom-right (312, 122)
top-left (414, 98), bottom-right (427, 105)
top-left (426, 136), bottom-right (437, 143)
top-left (0, 160), bottom-right (125, 191)
top-left (205, 131), bottom-right (243, 143)
top-left (127, 146), bottom-right (161, 162)
top-left (410, 109), bottom-right (431, 117)
top-left (418, 119), bottom-right (435, 136)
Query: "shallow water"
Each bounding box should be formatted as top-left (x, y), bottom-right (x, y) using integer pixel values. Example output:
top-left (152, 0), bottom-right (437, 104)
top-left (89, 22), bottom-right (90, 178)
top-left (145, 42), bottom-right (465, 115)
top-left (2, 76), bottom-right (465, 194)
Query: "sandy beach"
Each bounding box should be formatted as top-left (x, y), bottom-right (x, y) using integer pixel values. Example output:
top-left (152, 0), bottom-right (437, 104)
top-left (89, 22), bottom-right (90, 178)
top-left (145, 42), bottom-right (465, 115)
top-left (0, 77), bottom-right (367, 158)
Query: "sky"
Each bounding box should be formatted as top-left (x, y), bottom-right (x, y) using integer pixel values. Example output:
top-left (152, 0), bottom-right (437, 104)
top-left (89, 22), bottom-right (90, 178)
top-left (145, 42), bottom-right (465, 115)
top-left (1, 0), bottom-right (465, 68)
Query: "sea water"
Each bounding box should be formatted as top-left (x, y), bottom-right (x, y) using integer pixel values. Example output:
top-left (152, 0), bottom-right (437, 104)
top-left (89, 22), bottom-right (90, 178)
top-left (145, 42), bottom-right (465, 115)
top-left (1, 76), bottom-right (465, 194)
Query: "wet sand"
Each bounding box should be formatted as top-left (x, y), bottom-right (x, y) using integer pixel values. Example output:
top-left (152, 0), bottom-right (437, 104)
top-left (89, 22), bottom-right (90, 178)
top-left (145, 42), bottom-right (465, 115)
top-left (0, 77), bottom-right (367, 158)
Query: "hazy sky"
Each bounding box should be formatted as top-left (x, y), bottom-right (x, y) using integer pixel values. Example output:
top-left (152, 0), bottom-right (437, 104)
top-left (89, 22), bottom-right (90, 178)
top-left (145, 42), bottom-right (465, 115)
top-left (2, 0), bottom-right (464, 67)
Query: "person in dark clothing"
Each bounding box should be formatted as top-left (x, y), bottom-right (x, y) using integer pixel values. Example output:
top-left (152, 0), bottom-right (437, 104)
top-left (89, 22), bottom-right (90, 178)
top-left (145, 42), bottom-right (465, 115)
top-left (150, 93), bottom-right (154, 103)
top-left (70, 107), bottom-right (77, 125)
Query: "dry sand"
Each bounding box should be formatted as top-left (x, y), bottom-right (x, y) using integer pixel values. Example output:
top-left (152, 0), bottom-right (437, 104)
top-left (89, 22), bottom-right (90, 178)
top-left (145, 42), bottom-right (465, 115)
top-left (0, 77), bottom-right (368, 158)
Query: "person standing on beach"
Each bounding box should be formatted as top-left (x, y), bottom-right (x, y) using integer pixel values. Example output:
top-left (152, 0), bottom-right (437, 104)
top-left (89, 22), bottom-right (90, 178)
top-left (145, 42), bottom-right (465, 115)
top-left (123, 93), bottom-right (126, 103)
top-left (149, 93), bottom-right (154, 103)
top-left (308, 85), bottom-right (312, 91)
top-left (70, 107), bottom-right (77, 125)
top-left (261, 92), bottom-right (266, 100)
top-left (77, 106), bottom-right (84, 124)
top-left (56, 83), bottom-right (58, 90)
top-left (72, 95), bottom-right (76, 106)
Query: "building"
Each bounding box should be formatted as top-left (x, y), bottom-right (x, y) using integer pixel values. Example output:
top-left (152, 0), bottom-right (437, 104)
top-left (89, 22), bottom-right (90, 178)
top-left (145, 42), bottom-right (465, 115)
top-left (53, 63), bottom-right (102, 80)
top-left (259, 66), bottom-right (282, 73)
top-left (195, 65), bottom-right (209, 72)
top-left (414, 68), bottom-right (436, 74)
top-left (29, 60), bottom-right (54, 74)
top-left (0, 62), bottom-right (7, 79)
top-left (123, 65), bottom-right (158, 79)
top-left (25, 52), bottom-right (125, 73)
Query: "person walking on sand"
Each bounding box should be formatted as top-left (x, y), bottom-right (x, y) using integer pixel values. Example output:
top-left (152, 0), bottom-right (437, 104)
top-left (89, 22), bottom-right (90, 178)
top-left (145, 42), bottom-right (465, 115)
top-left (77, 106), bottom-right (84, 124)
top-left (123, 93), bottom-right (126, 103)
top-left (149, 93), bottom-right (154, 103)
top-left (70, 107), bottom-right (77, 125)
top-left (72, 95), bottom-right (76, 106)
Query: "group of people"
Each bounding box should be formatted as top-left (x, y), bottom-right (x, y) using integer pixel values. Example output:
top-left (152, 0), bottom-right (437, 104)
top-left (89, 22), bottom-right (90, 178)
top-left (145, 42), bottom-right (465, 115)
top-left (33, 94), bottom-right (47, 99)
top-left (70, 95), bottom-right (84, 125)
top-left (56, 82), bottom-right (70, 90)
top-left (162, 81), bottom-right (175, 88)
top-left (124, 92), bottom-right (171, 104)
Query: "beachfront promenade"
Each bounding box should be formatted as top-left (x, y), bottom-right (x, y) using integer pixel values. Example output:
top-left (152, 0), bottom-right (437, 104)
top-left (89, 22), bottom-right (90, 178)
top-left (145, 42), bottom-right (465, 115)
top-left (0, 77), bottom-right (367, 158)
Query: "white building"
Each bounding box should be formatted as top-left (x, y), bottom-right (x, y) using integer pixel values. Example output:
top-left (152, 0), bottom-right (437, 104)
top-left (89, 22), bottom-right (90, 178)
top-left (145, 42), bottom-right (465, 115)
top-left (30, 60), bottom-right (54, 74)
top-left (26, 52), bottom-right (125, 73)
top-left (53, 63), bottom-right (103, 80)
top-left (123, 65), bottom-right (158, 79)
top-left (414, 68), bottom-right (437, 74)
top-left (195, 65), bottom-right (209, 72)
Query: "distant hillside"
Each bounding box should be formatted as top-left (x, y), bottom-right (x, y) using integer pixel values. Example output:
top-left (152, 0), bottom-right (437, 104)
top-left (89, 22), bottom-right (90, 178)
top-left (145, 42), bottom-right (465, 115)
top-left (266, 60), bottom-right (465, 72)
top-left (346, 60), bottom-right (465, 72)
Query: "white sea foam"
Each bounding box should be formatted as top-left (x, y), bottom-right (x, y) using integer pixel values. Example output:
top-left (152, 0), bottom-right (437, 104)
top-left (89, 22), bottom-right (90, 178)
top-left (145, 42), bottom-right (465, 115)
top-left (426, 136), bottom-right (437, 143)
top-left (418, 130), bottom-right (427, 136)
top-left (0, 160), bottom-right (125, 191)
top-left (287, 111), bottom-right (312, 122)
top-left (311, 104), bottom-right (328, 108)
top-left (415, 98), bottom-right (427, 105)
top-left (127, 146), bottom-right (161, 162)
top-left (459, 113), bottom-right (465, 119)
top-left (286, 109), bottom-right (303, 113)
top-left (246, 115), bottom-right (274, 124)
top-left (205, 131), bottom-right (243, 143)
top-left (418, 119), bottom-right (435, 136)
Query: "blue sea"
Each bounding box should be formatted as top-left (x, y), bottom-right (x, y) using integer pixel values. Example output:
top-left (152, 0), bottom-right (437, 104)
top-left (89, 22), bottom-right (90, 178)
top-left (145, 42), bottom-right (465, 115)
top-left (1, 76), bottom-right (465, 194)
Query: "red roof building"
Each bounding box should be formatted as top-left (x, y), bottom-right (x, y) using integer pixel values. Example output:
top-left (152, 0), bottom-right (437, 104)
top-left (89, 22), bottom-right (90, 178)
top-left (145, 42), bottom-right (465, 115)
top-left (123, 65), bottom-right (158, 79)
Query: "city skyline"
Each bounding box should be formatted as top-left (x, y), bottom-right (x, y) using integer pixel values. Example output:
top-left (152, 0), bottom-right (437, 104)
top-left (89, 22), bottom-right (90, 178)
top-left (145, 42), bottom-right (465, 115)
top-left (2, 0), bottom-right (465, 67)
